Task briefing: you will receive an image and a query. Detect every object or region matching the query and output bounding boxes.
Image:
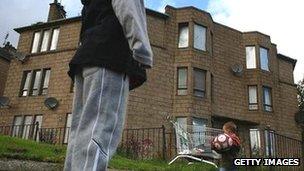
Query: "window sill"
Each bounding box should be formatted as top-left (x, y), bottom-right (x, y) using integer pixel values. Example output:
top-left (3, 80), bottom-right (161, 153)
top-left (18, 94), bottom-right (47, 98)
top-left (176, 94), bottom-right (188, 96)
top-left (193, 95), bottom-right (207, 101)
top-left (193, 47), bottom-right (208, 53)
top-left (28, 48), bottom-right (77, 57)
top-left (263, 110), bottom-right (274, 114)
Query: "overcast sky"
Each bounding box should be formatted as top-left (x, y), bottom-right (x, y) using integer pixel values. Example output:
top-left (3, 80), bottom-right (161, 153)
top-left (0, 0), bottom-right (303, 82)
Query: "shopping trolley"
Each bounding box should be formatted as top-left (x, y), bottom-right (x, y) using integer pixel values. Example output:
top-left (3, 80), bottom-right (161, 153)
top-left (168, 118), bottom-right (222, 168)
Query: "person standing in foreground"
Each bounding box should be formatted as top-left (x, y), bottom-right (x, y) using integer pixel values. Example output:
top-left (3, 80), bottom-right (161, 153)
top-left (64, 0), bottom-right (153, 170)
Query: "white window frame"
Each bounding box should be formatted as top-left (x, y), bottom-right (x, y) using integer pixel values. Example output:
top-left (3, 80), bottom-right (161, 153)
top-left (22, 115), bottom-right (33, 140)
top-left (250, 129), bottom-right (261, 156)
top-left (40, 30), bottom-right (51, 52)
top-left (20, 68), bottom-right (51, 97)
top-left (263, 86), bottom-right (273, 112)
top-left (265, 129), bottom-right (276, 157)
top-left (50, 28), bottom-right (60, 51)
top-left (21, 71), bottom-right (32, 97)
top-left (192, 117), bottom-right (207, 144)
top-left (246, 46), bottom-right (256, 69)
top-left (33, 115), bottom-right (43, 142)
top-left (194, 24), bottom-right (207, 51)
top-left (177, 67), bottom-right (188, 95)
top-left (248, 85), bottom-right (258, 110)
top-left (193, 68), bottom-right (206, 98)
top-left (12, 116), bottom-right (23, 137)
top-left (64, 113), bottom-right (72, 144)
top-left (41, 69), bottom-right (51, 95)
top-left (178, 23), bottom-right (189, 48)
top-left (30, 70), bottom-right (42, 96)
top-left (260, 47), bottom-right (269, 71)
top-left (31, 31), bottom-right (41, 53)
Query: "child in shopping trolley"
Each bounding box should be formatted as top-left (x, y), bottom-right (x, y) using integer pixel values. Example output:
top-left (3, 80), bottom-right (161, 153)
top-left (212, 121), bottom-right (241, 171)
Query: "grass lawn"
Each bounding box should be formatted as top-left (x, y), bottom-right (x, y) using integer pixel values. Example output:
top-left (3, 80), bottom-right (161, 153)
top-left (0, 135), bottom-right (269, 171)
top-left (0, 135), bottom-right (217, 170)
top-left (0, 135), bottom-right (66, 163)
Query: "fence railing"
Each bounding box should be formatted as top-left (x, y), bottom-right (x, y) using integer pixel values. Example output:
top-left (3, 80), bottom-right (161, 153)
top-left (0, 123), bottom-right (70, 145)
top-left (0, 124), bottom-right (303, 163)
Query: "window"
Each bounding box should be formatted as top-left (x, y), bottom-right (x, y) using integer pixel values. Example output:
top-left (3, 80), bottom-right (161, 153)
top-left (33, 115), bottom-right (43, 142)
top-left (246, 46), bottom-right (256, 69)
top-left (31, 28), bottom-right (60, 53)
top-left (265, 129), bottom-right (276, 157)
top-left (31, 32), bottom-right (41, 53)
top-left (177, 67), bottom-right (187, 95)
top-left (64, 113), bottom-right (72, 144)
top-left (12, 115), bottom-right (43, 141)
top-left (20, 68), bottom-right (51, 96)
top-left (192, 117), bottom-right (207, 145)
top-left (260, 47), bottom-right (269, 71)
top-left (30, 70), bottom-right (42, 96)
top-left (263, 86), bottom-right (273, 112)
top-left (211, 74), bottom-right (214, 102)
top-left (178, 23), bottom-right (189, 48)
top-left (50, 28), bottom-right (60, 50)
top-left (194, 24), bottom-right (206, 51)
top-left (176, 117), bottom-right (187, 130)
top-left (193, 68), bottom-right (206, 97)
top-left (176, 117), bottom-right (189, 153)
top-left (41, 30), bottom-right (51, 52)
top-left (22, 115), bottom-right (33, 140)
top-left (41, 69), bottom-right (51, 95)
top-left (250, 129), bottom-right (261, 156)
top-left (248, 85), bottom-right (258, 110)
top-left (20, 71), bottom-right (32, 97)
top-left (12, 116), bottom-right (23, 137)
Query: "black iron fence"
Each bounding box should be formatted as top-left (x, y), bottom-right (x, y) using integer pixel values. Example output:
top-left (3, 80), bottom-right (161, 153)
top-left (0, 124), bottom-right (303, 164)
top-left (0, 123), bottom-right (70, 145)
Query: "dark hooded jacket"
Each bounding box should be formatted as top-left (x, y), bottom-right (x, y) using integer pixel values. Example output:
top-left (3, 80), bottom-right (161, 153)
top-left (68, 0), bottom-right (150, 90)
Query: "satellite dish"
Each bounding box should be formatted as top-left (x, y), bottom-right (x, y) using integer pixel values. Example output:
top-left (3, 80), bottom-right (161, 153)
top-left (231, 64), bottom-right (243, 77)
top-left (295, 111), bottom-right (304, 124)
top-left (0, 97), bottom-right (10, 108)
top-left (44, 97), bottom-right (59, 110)
top-left (8, 50), bottom-right (27, 62)
top-left (11, 51), bottom-right (27, 62)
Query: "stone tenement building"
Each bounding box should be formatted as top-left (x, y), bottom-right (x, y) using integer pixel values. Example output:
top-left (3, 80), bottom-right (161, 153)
top-left (0, 1), bottom-right (301, 157)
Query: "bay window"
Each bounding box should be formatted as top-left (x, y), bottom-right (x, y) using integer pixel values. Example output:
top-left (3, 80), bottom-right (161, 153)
top-left (248, 85), bottom-right (258, 110)
top-left (194, 24), bottom-right (207, 51)
top-left (178, 23), bottom-right (189, 48)
top-left (260, 47), bottom-right (269, 71)
top-left (246, 46), bottom-right (256, 69)
top-left (177, 67), bottom-right (188, 95)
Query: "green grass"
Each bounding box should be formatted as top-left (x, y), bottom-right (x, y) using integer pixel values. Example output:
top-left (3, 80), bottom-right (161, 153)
top-left (109, 155), bottom-right (217, 171)
top-left (0, 135), bottom-right (218, 170)
top-left (0, 135), bottom-right (66, 163)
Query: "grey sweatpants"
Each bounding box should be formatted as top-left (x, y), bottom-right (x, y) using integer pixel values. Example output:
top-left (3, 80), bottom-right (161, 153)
top-left (64, 67), bottom-right (129, 171)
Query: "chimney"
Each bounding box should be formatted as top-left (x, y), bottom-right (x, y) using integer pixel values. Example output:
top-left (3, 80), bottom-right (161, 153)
top-left (47, 0), bottom-right (66, 22)
top-left (3, 42), bottom-right (16, 54)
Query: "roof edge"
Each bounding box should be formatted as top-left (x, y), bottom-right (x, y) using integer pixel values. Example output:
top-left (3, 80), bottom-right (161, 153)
top-left (14, 8), bottom-right (168, 33)
top-left (277, 53), bottom-right (297, 69)
top-left (14, 16), bottom-right (81, 33)
top-left (165, 5), bottom-right (213, 22)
